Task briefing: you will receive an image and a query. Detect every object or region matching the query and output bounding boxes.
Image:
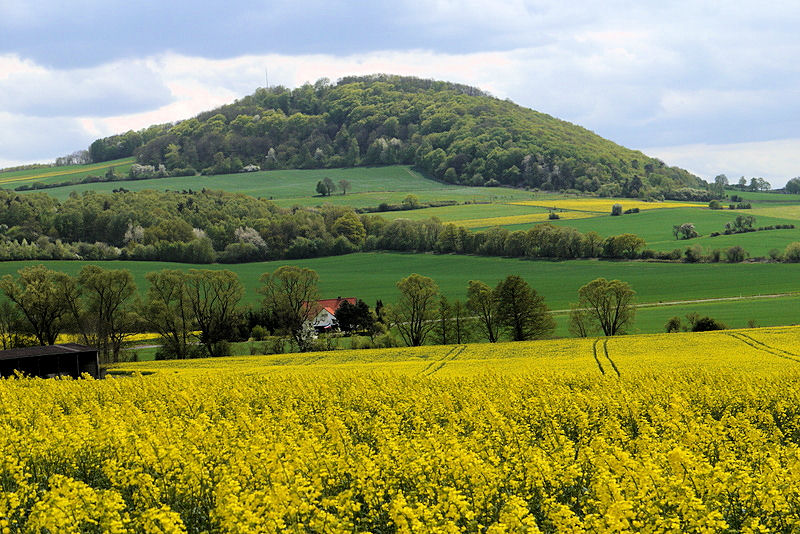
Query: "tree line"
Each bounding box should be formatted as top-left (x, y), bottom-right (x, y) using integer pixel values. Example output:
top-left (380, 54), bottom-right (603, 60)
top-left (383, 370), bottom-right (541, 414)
top-left (86, 75), bottom-right (703, 198)
top-left (0, 188), bottom-right (655, 263)
top-left (0, 264), bottom-right (637, 362)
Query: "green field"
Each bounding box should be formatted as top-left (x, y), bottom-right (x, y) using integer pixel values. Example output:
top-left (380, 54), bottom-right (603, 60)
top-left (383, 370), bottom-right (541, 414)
top-left (0, 158), bottom-right (135, 188)
top-left (15, 164), bottom-right (536, 206)
top-left (3, 253), bottom-right (800, 336)
top-left (13, 161), bottom-right (800, 256)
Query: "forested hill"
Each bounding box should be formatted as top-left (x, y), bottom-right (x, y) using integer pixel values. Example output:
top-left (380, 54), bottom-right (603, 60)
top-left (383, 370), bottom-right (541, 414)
top-left (89, 74), bottom-right (703, 197)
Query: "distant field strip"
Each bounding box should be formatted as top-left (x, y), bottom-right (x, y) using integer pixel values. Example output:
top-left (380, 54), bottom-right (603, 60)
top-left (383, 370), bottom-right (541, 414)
top-left (510, 198), bottom-right (706, 212)
top-left (0, 158), bottom-right (135, 185)
top-left (451, 210), bottom-right (597, 228)
top-left (111, 325), bottom-right (800, 378)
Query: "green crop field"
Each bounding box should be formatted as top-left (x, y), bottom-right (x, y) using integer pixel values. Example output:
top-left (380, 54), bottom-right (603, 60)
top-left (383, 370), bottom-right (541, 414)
top-left (0, 157), bottom-right (135, 188)
top-left (3, 253), bottom-right (800, 335)
top-left (15, 164), bottom-right (536, 206)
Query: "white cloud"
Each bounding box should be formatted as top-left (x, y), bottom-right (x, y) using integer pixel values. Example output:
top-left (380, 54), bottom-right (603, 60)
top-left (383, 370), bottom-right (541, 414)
top-left (643, 138), bottom-right (800, 187)
top-left (0, 54), bottom-right (172, 117)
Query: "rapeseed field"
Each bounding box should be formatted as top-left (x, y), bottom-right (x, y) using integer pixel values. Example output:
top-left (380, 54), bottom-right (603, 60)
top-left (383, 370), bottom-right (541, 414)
top-left (450, 210), bottom-right (597, 229)
top-left (511, 198), bottom-right (705, 213)
top-left (3, 327), bottom-right (800, 532)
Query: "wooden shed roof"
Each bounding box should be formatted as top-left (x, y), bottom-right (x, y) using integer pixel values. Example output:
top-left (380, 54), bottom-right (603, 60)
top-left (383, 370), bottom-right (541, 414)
top-left (0, 344), bottom-right (97, 361)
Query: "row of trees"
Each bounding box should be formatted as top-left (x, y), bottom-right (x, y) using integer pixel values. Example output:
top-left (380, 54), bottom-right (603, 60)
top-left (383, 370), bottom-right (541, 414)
top-left (0, 263), bottom-right (638, 361)
top-left (0, 188), bottom-right (652, 263)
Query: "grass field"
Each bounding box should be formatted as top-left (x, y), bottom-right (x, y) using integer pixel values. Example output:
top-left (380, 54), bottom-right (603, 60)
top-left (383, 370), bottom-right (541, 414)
top-left (0, 157), bottom-right (135, 187)
top-left (11, 161), bottom-right (800, 255)
top-left (4, 252), bottom-right (800, 335)
top-left (15, 164), bottom-right (536, 206)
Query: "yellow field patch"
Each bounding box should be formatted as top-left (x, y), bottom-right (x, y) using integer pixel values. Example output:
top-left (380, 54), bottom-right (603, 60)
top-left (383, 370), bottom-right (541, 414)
top-left (750, 205), bottom-right (800, 221)
top-left (3, 327), bottom-right (800, 530)
top-left (510, 198), bottom-right (706, 212)
top-left (450, 210), bottom-right (598, 228)
top-left (55, 332), bottom-right (163, 344)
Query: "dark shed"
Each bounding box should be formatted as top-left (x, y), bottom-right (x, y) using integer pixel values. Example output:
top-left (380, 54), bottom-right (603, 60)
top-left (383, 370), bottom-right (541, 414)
top-left (0, 344), bottom-right (100, 379)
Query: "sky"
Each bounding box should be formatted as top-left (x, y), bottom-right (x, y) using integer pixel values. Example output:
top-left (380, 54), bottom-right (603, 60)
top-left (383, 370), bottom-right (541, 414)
top-left (1, 0), bottom-right (798, 186)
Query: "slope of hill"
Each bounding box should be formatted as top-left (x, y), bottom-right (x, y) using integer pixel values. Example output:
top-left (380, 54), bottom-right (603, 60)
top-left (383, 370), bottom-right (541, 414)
top-left (89, 74), bottom-right (703, 197)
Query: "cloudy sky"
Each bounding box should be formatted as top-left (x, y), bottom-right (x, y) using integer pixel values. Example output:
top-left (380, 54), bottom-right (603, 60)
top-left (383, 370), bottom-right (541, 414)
top-left (1, 0), bottom-right (798, 185)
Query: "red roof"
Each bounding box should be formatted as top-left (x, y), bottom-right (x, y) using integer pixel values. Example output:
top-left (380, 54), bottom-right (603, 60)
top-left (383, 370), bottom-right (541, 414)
top-left (305, 297), bottom-right (357, 318)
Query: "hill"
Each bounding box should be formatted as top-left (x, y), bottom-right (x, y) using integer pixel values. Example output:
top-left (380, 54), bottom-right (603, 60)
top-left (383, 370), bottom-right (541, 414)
top-left (88, 74), bottom-right (703, 198)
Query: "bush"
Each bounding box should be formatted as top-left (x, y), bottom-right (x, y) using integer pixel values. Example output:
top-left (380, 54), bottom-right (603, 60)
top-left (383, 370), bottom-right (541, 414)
top-left (708, 200), bottom-right (722, 209)
top-left (665, 316), bottom-right (683, 333)
top-left (250, 325), bottom-right (268, 341)
top-left (611, 203), bottom-right (623, 216)
top-left (725, 246), bottom-right (748, 263)
top-left (548, 211), bottom-right (560, 220)
top-left (690, 316), bottom-right (727, 332)
top-left (784, 242), bottom-right (800, 262)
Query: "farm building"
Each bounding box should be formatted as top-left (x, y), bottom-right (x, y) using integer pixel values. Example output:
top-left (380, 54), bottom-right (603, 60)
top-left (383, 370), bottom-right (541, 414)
top-left (0, 344), bottom-right (100, 379)
top-left (306, 297), bottom-right (357, 332)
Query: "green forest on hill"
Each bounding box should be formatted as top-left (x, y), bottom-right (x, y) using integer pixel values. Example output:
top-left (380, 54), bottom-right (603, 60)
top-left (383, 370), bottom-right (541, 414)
top-left (87, 75), bottom-right (703, 198)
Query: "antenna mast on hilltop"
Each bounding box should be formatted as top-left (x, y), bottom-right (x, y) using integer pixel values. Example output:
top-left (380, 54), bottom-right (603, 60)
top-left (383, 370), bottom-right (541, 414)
top-left (265, 68), bottom-right (269, 89)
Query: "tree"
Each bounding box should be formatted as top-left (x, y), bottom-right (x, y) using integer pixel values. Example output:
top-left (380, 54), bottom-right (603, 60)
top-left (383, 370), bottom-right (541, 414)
top-left (786, 177), bottom-right (800, 194)
top-left (665, 316), bottom-right (683, 333)
top-left (185, 270), bottom-right (243, 357)
top-left (494, 275), bottom-right (554, 341)
top-left (568, 304), bottom-right (593, 337)
top-left (140, 270), bottom-right (195, 359)
top-left (450, 299), bottom-right (472, 344)
top-left (602, 234), bottom-right (645, 258)
top-left (73, 266), bottom-right (138, 363)
top-left (432, 294), bottom-right (453, 345)
top-left (315, 177), bottom-right (336, 196)
top-left (611, 203), bottom-right (623, 216)
top-left (0, 265), bottom-right (77, 345)
top-left (725, 245), bottom-right (747, 263)
top-left (260, 266), bottom-right (320, 351)
top-left (338, 179), bottom-right (351, 195)
top-left (388, 273), bottom-right (439, 346)
top-left (576, 278), bottom-right (636, 336)
top-left (0, 299), bottom-right (28, 350)
top-left (335, 299), bottom-right (374, 334)
top-left (673, 223), bottom-right (698, 240)
top-left (466, 280), bottom-right (499, 342)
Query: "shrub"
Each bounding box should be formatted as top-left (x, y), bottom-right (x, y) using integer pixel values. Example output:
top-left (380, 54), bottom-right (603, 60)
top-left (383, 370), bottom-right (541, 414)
top-left (548, 211), bottom-right (560, 220)
top-left (784, 242), bottom-right (800, 262)
top-left (725, 246), bottom-right (748, 263)
top-left (709, 200), bottom-right (722, 209)
top-left (611, 203), bottom-right (623, 216)
top-left (690, 316), bottom-right (727, 332)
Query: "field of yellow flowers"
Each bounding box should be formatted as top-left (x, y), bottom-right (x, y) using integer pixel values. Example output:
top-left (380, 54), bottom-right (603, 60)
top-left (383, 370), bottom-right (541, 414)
top-left (4, 327), bottom-right (800, 532)
top-left (511, 198), bottom-right (705, 213)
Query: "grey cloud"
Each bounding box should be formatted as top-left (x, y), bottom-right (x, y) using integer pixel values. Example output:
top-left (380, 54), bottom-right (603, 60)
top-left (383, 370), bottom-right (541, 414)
top-left (0, 61), bottom-right (174, 118)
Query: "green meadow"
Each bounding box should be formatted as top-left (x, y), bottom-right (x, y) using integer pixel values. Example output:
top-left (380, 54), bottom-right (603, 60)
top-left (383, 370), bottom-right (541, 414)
top-left (0, 157), bottom-right (135, 188)
top-left (16, 165), bottom-right (535, 206)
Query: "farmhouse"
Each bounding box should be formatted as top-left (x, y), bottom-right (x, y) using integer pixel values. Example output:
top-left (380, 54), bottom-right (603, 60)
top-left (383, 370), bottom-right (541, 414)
top-left (0, 344), bottom-right (100, 379)
top-left (306, 297), bottom-right (356, 332)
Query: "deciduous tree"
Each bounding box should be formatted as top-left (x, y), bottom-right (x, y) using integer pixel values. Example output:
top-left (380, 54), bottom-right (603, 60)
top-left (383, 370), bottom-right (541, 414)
top-left (494, 275), bottom-right (554, 341)
top-left (388, 273), bottom-right (439, 346)
top-left (185, 269), bottom-right (243, 357)
top-left (577, 278), bottom-right (636, 336)
top-left (260, 266), bottom-right (320, 351)
top-left (0, 265), bottom-right (77, 345)
top-left (466, 280), bottom-right (499, 342)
